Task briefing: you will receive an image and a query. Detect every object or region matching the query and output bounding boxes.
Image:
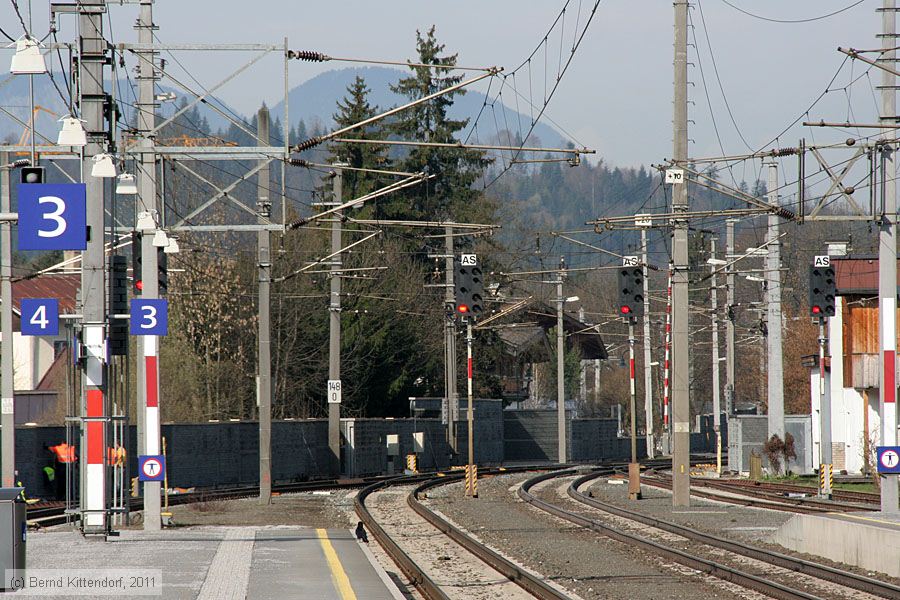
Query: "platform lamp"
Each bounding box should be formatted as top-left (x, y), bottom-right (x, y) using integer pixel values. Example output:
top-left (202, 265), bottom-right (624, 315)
top-left (91, 153), bottom-right (117, 178)
top-left (57, 117), bottom-right (87, 147)
top-left (116, 173), bottom-right (138, 195)
top-left (9, 37), bottom-right (46, 74)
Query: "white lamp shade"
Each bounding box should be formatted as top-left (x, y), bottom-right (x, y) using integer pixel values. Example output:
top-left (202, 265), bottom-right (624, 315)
top-left (116, 173), bottom-right (137, 195)
top-left (151, 230), bottom-right (169, 248)
top-left (10, 38), bottom-right (46, 74)
top-left (57, 117), bottom-right (87, 147)
top-left (91, 154), bottom-right (117, 178)
top-left (164, 237), bottom-right (180, 254)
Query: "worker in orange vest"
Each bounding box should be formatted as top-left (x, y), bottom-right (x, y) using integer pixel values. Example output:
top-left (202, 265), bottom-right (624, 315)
top-left (48, 443), bottom-right (76, 501)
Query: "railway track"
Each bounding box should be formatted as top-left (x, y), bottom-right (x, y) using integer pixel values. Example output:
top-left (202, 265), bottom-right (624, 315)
top-left (26, 475), bottom-right (398, 528)
top-left (708, 478), bottom-right (879, 506)
top-left (518, 469), bottom-right (900, 600)
top-left (640, 471), bottom-right (872, 514)
top-left (356, 467), bottom-right (572, 600)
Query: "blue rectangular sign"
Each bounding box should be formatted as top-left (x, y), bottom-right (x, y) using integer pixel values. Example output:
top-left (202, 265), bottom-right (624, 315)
top-left (17, 183), bottom-right (87, 251)
top-left (138, 455), bottom-right (165, 482)
top-left (20, 298), bottom-right (59, 336)
top-left (877, 446), bottom-right (900, 474)
top-left (130, 299), bottom-right (168, 336)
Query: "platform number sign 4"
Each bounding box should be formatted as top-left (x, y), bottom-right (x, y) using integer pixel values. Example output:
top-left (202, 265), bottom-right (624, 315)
top-left (130, 299), bottom-right (168, 336)
top-left (20, 298), bottom-right (59, 336)
top-left (17, 183), bottom-right (87, 251)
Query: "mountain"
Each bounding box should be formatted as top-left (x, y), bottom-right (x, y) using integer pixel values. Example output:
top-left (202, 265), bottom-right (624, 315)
top-left (1, 67), bottom-right (569, 151)
top-left (270, 67), bottom-right (568, 149)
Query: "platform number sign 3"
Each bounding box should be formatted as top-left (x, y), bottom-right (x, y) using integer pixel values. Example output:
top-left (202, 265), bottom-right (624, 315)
top-left (17, 183), bottom-right (87, 251)
top-left (130, 299), bottom-right (168, 336)
top-left (20, 298), bottom-right (59, 336)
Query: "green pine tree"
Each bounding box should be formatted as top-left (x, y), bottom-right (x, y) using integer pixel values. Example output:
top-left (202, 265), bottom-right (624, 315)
top-left (327, 76), bottom-right (390, 202)
top-left (386, 26), bottom-right (492, 221)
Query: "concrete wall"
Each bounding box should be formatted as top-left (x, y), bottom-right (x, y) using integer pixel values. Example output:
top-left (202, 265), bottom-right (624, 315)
top-left (775, 513), bottom-right (900, 578)
top-left (11, 404), bottom-right (655, 499)
top-left (727, 415), bottom-right (813, 474)
top-left (503, 409), bottom-right (570, 462)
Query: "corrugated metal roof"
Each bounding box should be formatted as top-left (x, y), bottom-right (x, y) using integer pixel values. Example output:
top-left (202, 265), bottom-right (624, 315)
top-left (9, 274), bottom-right (80, 330)
top-left (12, 274), bottom-right (79, 314)
top-left (833, 257), bottom-right (882, 296)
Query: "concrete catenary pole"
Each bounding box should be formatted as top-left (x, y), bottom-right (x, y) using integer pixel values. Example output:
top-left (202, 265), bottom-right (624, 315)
top-left (557, 258), bottom-right (567, 464)
top-left (257, 107), bottom-right (272, 503)
top-left (710, 238), bottom-right (722, 474)
top-left (671, 0), bottom-right (691, 505)
top-left (766, 162), bottom-right (785, 444)
top-left (80, 0), bottom-right (110, 532)
top-left (641, 227), bottom-right (655, 459)
top-left (328, 166), bottom-right (344, 475)
top-left (725, 219), bottom-right (736, 415)
top-left (0, 152), bottom-right (13, 489)
top-left (136, 0), bottom-right (161, 531)
top-left (879, 0), bottom-right (899, 514)
top-left (445, 226), bottom-right (458, 454)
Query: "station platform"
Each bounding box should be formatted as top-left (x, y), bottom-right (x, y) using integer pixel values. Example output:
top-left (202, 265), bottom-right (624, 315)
top-left (23, 526), bottom-right (404, 599)
top-left (774, 511), bottom-right (900, 577)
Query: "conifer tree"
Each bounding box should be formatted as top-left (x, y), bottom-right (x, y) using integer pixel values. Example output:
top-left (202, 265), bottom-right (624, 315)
top-left (327, 76), bottom-right (389, 201)
top-left (386, 26), bottom-right (491, 221)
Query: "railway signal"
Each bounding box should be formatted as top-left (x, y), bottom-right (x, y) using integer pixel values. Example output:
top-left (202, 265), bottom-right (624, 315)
top-left (132, 231), bottom-right (143, 294)
top-left (617, 266), bottom-right (643, 319)
top-left (808, 264), bottom-right (835, 318)
top-left (454, 257), bottom-right (484, 319)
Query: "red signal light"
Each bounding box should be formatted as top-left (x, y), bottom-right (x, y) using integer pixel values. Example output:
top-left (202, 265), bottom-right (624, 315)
top-left (136, 280), bottom-right (143, 292)
top-left (457, 304), bottom-right (469, 314)
top-left (811, 305), bottom-right (821, 314)
top-left (620, 305), bottom-right (631, 314)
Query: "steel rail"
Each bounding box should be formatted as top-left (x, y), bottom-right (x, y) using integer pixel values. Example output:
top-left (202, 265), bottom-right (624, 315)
top-left (567, 471), bottom-right (900, 599)
top-left (409, 474), bottom-right (571, 600)
top-left (355, 474), bottom-right (451, 600)
top-left (708, 478), bottom-right (879, 505)
top-left (518, 469), bottom-right (825, 600)
top-left (642, 472), bottom-right (869, 514)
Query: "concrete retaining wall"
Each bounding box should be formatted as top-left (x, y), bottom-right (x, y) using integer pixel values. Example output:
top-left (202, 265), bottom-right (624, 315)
top-left (774, 513), bottom-right (900, 577)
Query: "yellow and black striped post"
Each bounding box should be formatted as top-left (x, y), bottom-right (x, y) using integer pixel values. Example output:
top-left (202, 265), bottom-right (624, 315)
top-left (464, 464), bottom-right (478, 497)
top-left (406, 454), bottom-right (418, 474)
top-left (819, 463), bottom-right (833, 498)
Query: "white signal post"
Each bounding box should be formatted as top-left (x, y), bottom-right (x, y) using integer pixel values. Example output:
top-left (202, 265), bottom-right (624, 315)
top-left (465, 318), bottom-right (476, 497)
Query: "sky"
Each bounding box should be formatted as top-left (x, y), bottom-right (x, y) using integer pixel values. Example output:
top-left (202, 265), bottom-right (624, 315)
top-left (0, 1), bottom-right (885, 170)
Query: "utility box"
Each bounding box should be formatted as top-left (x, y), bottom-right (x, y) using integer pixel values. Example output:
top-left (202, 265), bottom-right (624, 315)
top-left (0, 488), bottom-right (26, 591)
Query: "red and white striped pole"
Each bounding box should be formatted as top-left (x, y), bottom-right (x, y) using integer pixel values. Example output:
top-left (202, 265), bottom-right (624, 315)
top-left (465, 319), bottom-right (476, 497)
top-left (663, 265), bottom-right (672, 432)
top-left (83, 326), bottom-right (106, 530)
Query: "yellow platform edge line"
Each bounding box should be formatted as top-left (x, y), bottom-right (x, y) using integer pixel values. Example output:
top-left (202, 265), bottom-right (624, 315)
top-left (316, 528), bottom-right (358, 600)
top-left (836, 512), bottom-right (900, 528)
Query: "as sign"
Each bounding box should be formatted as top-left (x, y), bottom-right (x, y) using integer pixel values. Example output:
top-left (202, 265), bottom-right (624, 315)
top-left (20, 298), bottom-right (58, 336)
top-left (17, 184), bottom-right (87, 251)
top-left (130, 299), bottom-right (168, 336)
